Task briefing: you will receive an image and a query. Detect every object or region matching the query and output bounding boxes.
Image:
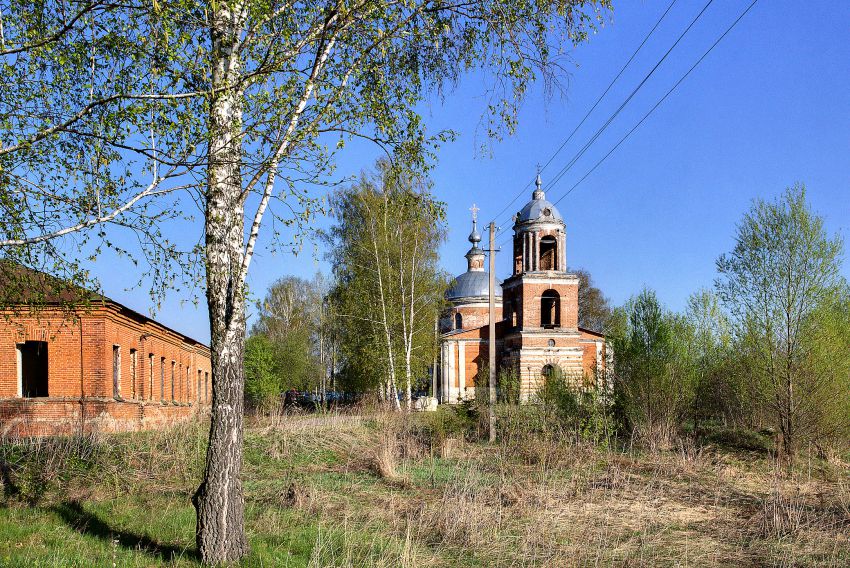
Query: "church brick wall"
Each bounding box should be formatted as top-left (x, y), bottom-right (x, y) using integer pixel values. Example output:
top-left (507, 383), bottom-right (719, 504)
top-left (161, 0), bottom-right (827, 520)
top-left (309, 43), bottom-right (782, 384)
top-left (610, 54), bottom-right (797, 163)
top-left (440, 303), bottom-right (503, 334)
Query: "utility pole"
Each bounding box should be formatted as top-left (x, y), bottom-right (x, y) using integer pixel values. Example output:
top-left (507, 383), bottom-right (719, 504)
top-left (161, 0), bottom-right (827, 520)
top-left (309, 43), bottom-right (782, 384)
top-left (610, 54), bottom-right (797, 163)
top-left (488, 221), bottom-right (497, 443)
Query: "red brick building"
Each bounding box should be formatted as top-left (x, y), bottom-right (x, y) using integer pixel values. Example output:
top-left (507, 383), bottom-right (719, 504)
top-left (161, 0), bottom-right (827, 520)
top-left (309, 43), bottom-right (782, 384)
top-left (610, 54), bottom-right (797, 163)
top-left (0, 277), bottom-right (211, 436)
top-left (438, 176), bottom-right (607, 402)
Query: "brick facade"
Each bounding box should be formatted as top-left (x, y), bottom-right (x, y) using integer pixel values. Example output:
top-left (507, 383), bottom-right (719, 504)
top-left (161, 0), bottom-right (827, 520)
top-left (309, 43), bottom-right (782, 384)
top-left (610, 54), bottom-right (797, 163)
top-left (0, 299), bottom-right (211, 437)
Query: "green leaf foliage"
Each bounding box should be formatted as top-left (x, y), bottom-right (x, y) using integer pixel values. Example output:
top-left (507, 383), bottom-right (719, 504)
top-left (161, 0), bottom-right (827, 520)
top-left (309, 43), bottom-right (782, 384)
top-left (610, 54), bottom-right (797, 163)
top-left (610, 288), bottom-right (697, 449)
top-left (326, 161), bottom-right (447, 403)
top-left (716, 185), bottom-right (850, 460)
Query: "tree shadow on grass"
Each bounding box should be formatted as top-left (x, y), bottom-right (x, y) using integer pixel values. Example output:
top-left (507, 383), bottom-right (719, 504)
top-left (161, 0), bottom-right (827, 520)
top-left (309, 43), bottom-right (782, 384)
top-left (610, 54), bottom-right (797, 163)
top-left (51, 501), bottom-right (197, 563)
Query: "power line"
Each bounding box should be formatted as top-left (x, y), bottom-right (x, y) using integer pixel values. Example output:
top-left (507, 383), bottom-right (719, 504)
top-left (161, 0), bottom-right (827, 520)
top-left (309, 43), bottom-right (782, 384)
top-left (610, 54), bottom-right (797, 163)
top-left (549, 0), bottom-right (760, 208)
top-left (484, 0), bottom-right (679, 227)
top-left (538, 0), bottom-right (716, 212)
top-left (497, 0), bottom-right (760, 249)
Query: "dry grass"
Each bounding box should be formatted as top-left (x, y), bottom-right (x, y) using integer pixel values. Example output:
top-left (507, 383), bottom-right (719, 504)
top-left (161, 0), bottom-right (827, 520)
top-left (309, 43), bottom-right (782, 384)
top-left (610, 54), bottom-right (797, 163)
top-left (262, 411), bottom-right (850, 567)
top-left (2, 410), bottom-right (849, 566)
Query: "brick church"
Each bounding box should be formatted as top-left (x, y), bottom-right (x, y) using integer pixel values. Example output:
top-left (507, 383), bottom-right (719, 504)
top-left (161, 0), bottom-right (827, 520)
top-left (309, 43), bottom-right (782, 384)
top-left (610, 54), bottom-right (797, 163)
top-left (437, 175), bottom-right (606, 403)
top-left (0, 269), bottom-right (211, 436)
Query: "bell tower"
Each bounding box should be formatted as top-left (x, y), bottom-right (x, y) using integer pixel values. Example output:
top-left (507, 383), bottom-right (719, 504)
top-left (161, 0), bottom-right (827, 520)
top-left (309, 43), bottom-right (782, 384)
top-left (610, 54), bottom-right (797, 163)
top-left (500, 173), bottom-right (583, 401)
top-left (512, 175), bottom-right (567, 276)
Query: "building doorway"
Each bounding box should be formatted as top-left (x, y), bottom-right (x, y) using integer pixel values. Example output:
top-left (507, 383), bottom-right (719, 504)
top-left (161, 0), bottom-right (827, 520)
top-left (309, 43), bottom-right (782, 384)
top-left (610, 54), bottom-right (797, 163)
top-left (19, 341), bottom-right (48, 397)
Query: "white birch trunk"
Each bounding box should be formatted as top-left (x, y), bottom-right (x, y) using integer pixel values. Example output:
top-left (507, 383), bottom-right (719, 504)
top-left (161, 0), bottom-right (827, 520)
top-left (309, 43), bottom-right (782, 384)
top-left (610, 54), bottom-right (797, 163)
top-left (192, 3), bottom-right (249, 564)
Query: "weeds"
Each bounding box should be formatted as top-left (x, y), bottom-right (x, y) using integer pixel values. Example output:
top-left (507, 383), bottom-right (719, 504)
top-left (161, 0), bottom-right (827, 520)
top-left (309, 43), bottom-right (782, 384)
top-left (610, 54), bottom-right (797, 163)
top-left (1, 410), bottom-right (849, 566)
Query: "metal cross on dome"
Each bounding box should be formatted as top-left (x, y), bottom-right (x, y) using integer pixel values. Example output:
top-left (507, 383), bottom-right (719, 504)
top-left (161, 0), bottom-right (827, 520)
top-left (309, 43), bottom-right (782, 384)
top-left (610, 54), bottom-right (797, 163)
top-left (469, 203), bottom-right (480, 222)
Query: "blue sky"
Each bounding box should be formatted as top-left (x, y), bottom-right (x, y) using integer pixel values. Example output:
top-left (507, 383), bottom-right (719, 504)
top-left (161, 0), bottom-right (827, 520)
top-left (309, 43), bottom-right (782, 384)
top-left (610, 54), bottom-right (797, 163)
top-left (95, 0), bottom-right (850, 344)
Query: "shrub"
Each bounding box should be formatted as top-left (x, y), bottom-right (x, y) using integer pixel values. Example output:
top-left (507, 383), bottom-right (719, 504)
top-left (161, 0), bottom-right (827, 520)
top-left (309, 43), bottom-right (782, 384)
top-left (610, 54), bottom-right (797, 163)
top-left (537, 375), bottom-right (613, 446)
top-left (610, 289), bottom-right (697, 450)
top-left (414, 405), bottom-right (476, 449)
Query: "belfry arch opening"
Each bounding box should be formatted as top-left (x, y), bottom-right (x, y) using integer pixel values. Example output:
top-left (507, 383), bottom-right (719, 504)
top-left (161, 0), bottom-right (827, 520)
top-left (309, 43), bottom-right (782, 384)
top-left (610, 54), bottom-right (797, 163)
top-left (454, 312), bottom-right (463, 330)
top-left (513, 234), bottom-right (523, 274)
top-left (540, 236), bottom-right (557, 270)
top-left (541, 289), bottom-right (560, 328)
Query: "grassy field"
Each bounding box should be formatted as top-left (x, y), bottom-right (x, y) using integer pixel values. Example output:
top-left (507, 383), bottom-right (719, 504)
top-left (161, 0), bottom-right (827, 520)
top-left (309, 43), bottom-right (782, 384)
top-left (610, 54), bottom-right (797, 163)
top-left (0, 408), bottom-right (848, 567)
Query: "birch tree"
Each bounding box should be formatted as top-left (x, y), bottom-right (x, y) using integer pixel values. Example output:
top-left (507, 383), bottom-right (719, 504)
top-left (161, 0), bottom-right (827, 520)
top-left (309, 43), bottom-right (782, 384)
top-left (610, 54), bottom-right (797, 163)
top-left (716, 185), bottom-right (850, 467)
top-left (0, 0), bottom-right (611, 561)
top-left (329, 165), bottom-right (446, 409)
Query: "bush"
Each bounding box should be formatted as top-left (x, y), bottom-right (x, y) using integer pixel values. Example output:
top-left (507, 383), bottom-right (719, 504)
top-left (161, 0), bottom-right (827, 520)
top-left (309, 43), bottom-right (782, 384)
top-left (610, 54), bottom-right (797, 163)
top-left (497, 367), bottom-right (521, 404)
top-left (413, 405), bottom-right (477, 449)
top-left (610, 289), bottom-right (697, 450)
top-left (537, 375), bottom-right (614, 447)
top-left (696, 421), bottom-right (773, 454)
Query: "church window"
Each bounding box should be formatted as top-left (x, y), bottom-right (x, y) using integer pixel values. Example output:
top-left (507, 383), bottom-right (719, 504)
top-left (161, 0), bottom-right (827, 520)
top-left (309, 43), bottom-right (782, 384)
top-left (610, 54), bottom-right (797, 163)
top-left (540, 236), bottom-right (557, 270)
top-left (541, 364), bottom-right (563, 382)
top-left (171, 361), bottom-right (176, 401)
top-left (548, 339), bottom-right (555, 347)
top-left (541, 289), bottom-right (560, 328)
top-left (513, 235), bottom-right (523, 274)
top-left (455, 312), bottom-right (463, 330)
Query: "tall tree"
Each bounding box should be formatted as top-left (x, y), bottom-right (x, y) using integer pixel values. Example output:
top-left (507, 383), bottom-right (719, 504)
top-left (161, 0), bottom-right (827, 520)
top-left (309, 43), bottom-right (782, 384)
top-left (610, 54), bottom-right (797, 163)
top-left (0, 1), bottom-right (611, 561)
top-left (716, 185), bottom-right (849, 465)
top-left (610, 288), bottom-right (696, 449)
top-left (329, 163), bottom-right (446, 409)
top-left (573, 267), bottom-right (612, 333)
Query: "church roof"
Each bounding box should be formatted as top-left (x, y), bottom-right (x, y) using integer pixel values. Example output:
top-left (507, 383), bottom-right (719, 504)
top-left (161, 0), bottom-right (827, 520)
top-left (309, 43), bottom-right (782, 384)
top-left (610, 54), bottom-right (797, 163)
top-left (515, 174), bottom-right (563, 224)
top-left (445, 270), bottom-right (502, 301)
top-left (446, 207), bottom-right (502, 302)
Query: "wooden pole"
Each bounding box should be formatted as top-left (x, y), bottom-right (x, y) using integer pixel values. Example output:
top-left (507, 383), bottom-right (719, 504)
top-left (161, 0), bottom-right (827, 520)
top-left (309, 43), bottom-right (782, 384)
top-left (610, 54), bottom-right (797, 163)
top-left (488, 221), bottom-right (497, 443)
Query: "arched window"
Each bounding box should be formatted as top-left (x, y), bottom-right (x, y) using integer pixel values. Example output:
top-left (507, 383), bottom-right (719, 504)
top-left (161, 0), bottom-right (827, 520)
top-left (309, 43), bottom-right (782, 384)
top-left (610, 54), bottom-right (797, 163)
top-left (541, 289), bottom-right (560, 328)
top-left (455, 312), bottom-right (463, 330)
top-left (540, 236), bottom-right (557, 270)
top-left (541, 364), bottom-right (563, 382)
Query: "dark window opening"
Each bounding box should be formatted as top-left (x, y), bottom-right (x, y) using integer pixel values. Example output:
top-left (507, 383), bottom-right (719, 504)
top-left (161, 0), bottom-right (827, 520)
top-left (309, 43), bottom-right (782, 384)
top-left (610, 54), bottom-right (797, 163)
top-left (540, 236), bottom-right (557, 271)
top-left (197, 370), bottom-right (202, 402)
top-left (20, 341), bottom-right (48, 397)
top-left (112, 345), bottom-right (121, 398)
top-left (455, 312), bottom-right (463, 330)
top-left (171, 361), bottom-right (176, 401)
top-left (541, 289), bottom-right (561, 328)
top-left (160, 357), bottom-right (166, 400)
top-left (542, 364), bottom-right (563, 382)
top-left (204, 372), bottom-right (209, 403)
top-left (148, 354), bottom-right (154, 400)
